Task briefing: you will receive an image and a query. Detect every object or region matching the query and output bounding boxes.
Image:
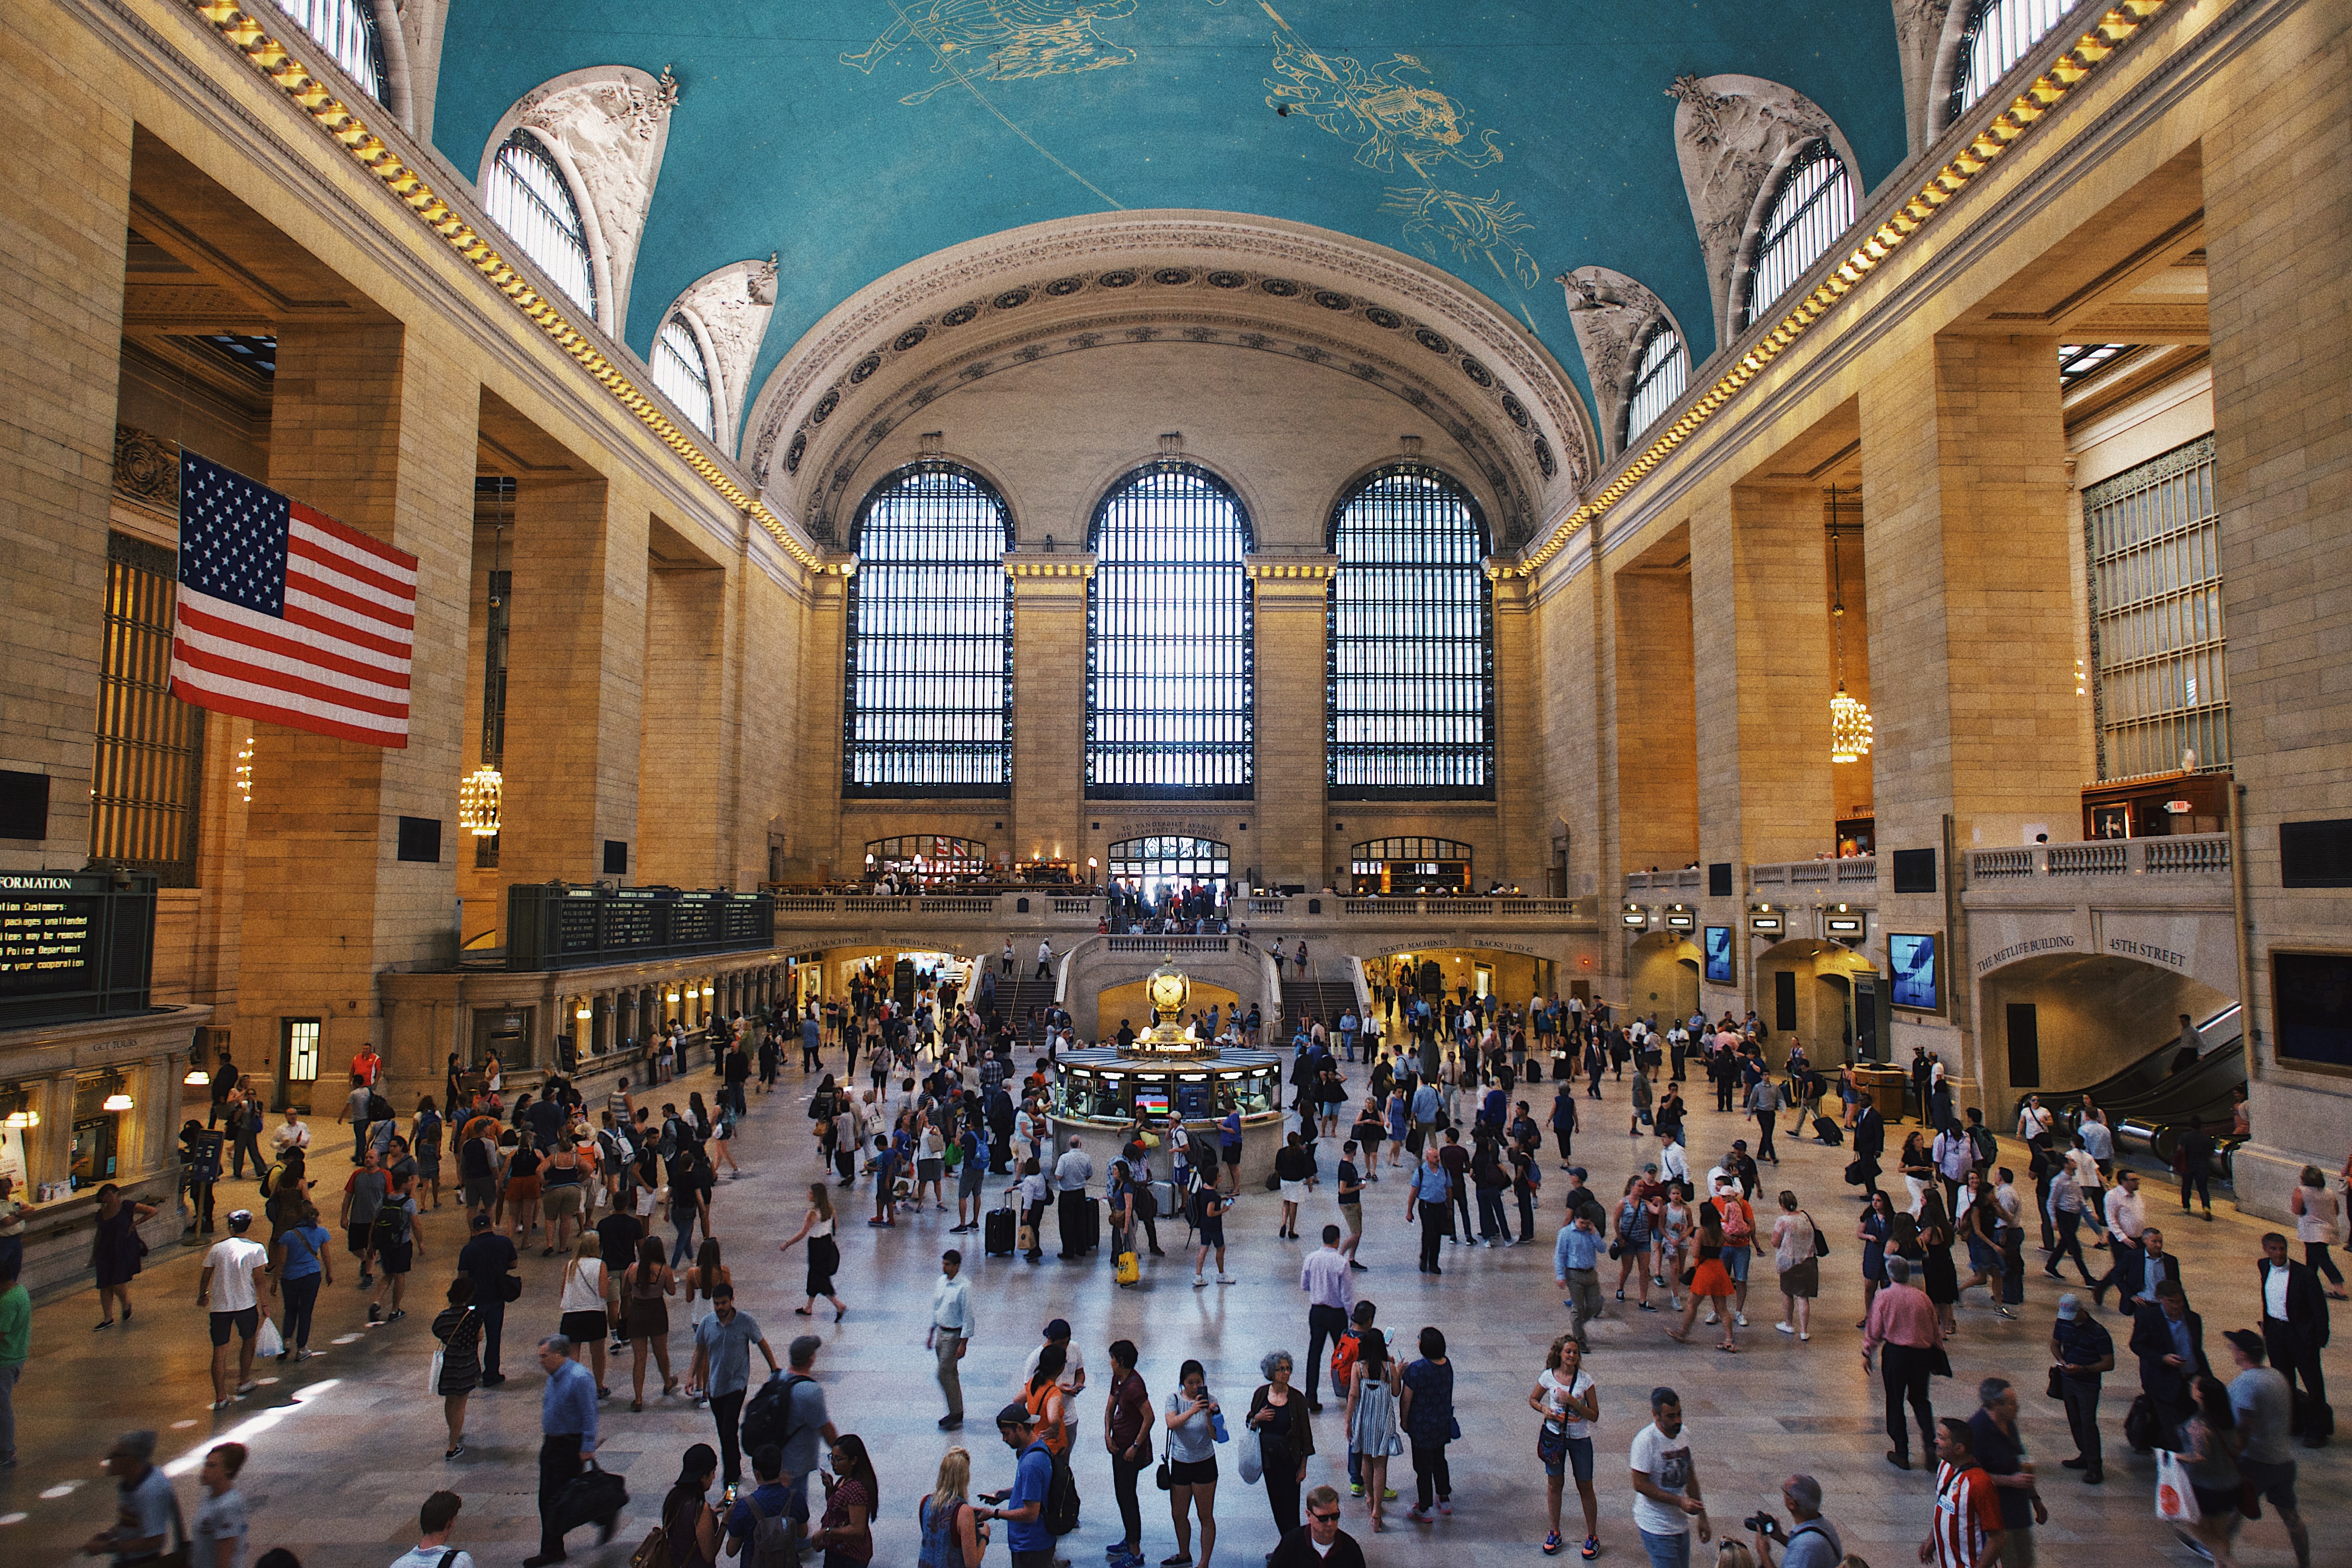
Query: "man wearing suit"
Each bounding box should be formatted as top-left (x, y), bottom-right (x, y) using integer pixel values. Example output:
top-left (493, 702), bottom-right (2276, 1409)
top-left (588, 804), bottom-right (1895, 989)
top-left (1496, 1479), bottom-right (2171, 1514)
top-left (2129, 1225), bottom-right (2184, 1308)
top-left (1850, 1100), bottom-right (1886, 1195)
top-left (2128, 1279), bottom-right (2208, 1449)
top-left (2258, 1232), bottom-right (2332, 1447)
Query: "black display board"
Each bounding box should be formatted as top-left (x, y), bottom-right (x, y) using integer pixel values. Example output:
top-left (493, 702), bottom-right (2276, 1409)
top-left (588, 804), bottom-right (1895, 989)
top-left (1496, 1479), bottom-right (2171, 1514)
top-left (506, 883), bottom-right (775, 972)
top-left (0, 870), bottom-right (155, 1023)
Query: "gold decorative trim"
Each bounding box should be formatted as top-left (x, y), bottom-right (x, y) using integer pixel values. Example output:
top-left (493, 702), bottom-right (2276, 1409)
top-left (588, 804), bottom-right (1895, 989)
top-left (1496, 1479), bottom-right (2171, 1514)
top-left (1004, 557), bottom-right (1098, 578)
top-left (1244, 557), bottom-right (1337, 580)
top-left (183, 2), bottom-right (822, 572)
top-left (1514, 0), bottom-right (2173, 576)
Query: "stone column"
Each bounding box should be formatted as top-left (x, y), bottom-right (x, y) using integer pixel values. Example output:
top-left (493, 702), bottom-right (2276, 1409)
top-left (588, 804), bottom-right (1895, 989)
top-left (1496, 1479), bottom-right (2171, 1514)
top-left (1490, 568), bottom-right (1542, 888)
top-left (1858, 333), bottom-right (2080, 1089)
top-left (501, 470), bottom-right (648, 890)
top-left (638, 540), bottom-right (730, 888)
top-left (1247, 556), bottom-right (1335, 888)
top-left (1007, 557), bottom-right (1093, 866)
top-left (237, 322), bottom-right (475, 1087)
top-left (1610, 557), bottom-right (1698, 879)
top-left (2203, 20), bottom-right (2352, 1218)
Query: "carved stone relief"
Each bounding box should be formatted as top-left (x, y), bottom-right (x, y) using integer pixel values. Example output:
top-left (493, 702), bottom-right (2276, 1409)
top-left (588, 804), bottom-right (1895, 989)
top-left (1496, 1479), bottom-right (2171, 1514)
top-left (113, 424), bottom-right (180, 512)
top-left (1892, 0), bottom-right (1960, 153)
top-left (1556, 266), bottom-right (1678, 461)
top-left (669, 257), bottom-right (779, 457)
top-left (486, 65), bottom-right (680, 333)
top-left (1666, 74), bottom-right (1857, 350)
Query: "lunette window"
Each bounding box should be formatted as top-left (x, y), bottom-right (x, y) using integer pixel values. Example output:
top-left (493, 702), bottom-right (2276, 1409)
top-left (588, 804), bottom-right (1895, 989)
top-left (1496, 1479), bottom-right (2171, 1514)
top-left (841, 463), bottom-right (1015, 796)
top-left (270, 0), bottom-right (386, 104)
top-left (652, 316), bottom-right (716, 437)
top-left (1952, 0), bottom-right (2078, 120)
top-left (1625, 322), bottom-right (1688, 446)
top-left (1327, 464), bottom-right (1494, 799)
top-left (1740, 143), bottom-right (1856, 332)
top-left (482, 132), bottom-right (597, 319)
top-left (1087, 463), bottom-right (1254, 799)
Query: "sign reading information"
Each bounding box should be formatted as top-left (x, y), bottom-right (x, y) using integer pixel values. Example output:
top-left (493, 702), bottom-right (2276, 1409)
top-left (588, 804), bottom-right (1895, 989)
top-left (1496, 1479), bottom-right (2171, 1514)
top-left (0, 871), bottom-right (156, 1024)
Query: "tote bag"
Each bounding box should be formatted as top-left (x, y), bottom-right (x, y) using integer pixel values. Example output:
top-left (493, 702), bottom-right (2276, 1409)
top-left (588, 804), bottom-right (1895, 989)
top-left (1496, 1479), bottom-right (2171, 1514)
top-left (2154, 1450), bottom-right (2201, 1523)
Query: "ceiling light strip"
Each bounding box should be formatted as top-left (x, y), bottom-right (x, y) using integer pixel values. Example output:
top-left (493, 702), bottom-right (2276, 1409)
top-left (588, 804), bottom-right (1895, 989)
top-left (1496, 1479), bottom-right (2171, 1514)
top-left (183, 1), bottom-right (824, 572)
top-left (1516, 0), bottom-right (2170, 576)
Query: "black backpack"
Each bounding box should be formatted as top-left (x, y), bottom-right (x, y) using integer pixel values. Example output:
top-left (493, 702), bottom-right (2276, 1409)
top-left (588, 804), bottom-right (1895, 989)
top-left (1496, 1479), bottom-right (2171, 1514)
top-left (366, 1091), bottom-right (394, 1123)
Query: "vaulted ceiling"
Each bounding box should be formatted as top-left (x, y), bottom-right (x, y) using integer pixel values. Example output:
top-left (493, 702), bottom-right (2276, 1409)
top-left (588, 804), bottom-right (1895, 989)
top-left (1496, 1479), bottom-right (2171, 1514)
top-left (431, 1), bottom-right (1910, 462)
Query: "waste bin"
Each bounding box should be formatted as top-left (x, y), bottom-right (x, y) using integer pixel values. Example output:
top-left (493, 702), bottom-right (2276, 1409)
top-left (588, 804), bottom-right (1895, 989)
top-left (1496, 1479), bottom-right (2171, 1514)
top-left (1855, 1066), bottom-right (1909, 1121)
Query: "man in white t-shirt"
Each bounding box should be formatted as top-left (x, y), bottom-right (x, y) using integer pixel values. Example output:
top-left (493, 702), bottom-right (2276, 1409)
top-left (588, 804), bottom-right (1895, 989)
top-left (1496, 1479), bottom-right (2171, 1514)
top-left (197, 1210), bottom-right (272, 1410)
top-left (1629, 1385), bottom-right (1710, 1564)
top-left (390, 1489), bottom-right (475, 1568)
top-left (271, 1109), bottom-right (311, 1157)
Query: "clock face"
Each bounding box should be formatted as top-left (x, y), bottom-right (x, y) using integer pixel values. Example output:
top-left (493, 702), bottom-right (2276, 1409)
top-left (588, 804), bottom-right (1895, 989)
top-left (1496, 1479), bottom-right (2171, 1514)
top-left (1150, 970), bottom-right (1187, 1016)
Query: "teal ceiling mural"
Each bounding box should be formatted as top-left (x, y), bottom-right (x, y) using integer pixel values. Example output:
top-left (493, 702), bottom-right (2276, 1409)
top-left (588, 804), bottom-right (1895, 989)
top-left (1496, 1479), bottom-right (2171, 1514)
top-left (432, 1), bottom-right (1908, 450)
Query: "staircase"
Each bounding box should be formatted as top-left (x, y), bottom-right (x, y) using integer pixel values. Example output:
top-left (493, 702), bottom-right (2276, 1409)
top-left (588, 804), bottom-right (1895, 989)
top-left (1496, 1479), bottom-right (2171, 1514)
top-left (1279, 981), bottom-right (1361, 1039)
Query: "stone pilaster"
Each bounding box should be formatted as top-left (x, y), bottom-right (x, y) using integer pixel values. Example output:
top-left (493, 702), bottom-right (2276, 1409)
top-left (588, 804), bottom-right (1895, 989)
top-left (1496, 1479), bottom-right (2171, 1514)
top-left (1247, 555), bottom-right (1335, 888)
top-left (1007, 556), bottom-right (1094, 866)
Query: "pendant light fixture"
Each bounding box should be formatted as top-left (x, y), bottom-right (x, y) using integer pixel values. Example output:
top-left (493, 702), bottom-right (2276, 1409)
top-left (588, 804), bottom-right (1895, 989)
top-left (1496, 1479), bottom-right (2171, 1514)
top-left (1825, 488), bottom-right (1873, 764)
top-left (461, 479), bottom-right (511, 838)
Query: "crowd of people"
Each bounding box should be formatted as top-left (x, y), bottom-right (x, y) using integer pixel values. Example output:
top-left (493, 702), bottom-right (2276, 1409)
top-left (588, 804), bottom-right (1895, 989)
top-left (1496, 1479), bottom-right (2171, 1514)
top-left (30, 968), bottom-right (2337, 1568)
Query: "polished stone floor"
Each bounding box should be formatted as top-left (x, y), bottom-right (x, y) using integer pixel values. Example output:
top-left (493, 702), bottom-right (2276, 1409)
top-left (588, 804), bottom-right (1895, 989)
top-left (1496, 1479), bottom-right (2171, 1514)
top-left (6, 1053), bottom-right (2346, 1567)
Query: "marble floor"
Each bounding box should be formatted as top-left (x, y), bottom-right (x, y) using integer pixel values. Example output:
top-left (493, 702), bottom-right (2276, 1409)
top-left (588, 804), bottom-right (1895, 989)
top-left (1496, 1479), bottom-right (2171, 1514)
top-left (6, 1054), bottom-right (2346, 1567)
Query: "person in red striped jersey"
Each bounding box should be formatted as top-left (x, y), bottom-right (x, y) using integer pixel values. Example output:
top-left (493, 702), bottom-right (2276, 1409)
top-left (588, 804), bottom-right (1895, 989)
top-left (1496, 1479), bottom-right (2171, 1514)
top-left (1921, 1418), bottom-right (2005, 1568)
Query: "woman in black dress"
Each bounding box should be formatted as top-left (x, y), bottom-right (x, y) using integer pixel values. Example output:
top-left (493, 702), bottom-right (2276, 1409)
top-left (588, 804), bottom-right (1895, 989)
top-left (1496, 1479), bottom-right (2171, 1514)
top-left (431, 1275), bottom-right (484, 1458)
top-left (1917, 1189), bottom-right (1961, 1335)
top-left (91, 1182), bottom-right (159, 1329)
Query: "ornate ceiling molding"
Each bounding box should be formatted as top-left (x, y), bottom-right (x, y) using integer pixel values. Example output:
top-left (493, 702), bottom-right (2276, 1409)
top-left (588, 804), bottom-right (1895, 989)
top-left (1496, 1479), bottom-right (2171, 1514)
top-left (786, 305), bottom-right (1548, 549)
top-left (742, 212), bottom-right (1595, 534)
top-left (1893, 0), bottom-right (1962, 153)
top-left (666, 257), bottom-right (777, 456)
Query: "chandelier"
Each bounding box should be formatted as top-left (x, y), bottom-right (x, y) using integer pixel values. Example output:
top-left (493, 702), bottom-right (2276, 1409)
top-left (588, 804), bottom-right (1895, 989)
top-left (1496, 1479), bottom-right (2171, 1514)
top-left (1826, 489), bottom-right (1873, 764)
top-left (461, 478), bottom-right (511, 837)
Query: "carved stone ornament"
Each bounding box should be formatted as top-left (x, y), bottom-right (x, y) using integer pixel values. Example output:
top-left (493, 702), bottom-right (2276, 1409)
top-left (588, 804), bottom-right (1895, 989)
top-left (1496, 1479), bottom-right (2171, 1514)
top-left (1892, 0), bottom-right (1960, 152)
top-left (491, 64), bottom-right (681, 331)
top-left (1556, 267), bottom-right (1676, 461)
top-left (669, 258), bottom-right (780, 456)
top-left (1666, 74), bottom-right (1857, 349)
top-left (113, 424), bottom-right (181, 512)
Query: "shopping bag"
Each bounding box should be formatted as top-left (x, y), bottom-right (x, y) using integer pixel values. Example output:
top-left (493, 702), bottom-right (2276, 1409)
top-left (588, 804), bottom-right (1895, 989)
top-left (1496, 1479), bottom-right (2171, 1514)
top-left (1115, 1251), bottom-right (1140, 1285)
top-left (1236, 1424), bottom-right (1264, 1485)
top-left (2154, 1450), bottom-right (2201, 1523)
top-left (254, 1316), bottom-right (284, 1359)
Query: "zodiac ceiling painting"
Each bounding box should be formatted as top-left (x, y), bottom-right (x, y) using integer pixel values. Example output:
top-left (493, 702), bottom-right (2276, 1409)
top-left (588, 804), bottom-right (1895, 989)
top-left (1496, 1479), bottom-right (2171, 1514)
top-left (841, 0), bottom-right (1141, 106)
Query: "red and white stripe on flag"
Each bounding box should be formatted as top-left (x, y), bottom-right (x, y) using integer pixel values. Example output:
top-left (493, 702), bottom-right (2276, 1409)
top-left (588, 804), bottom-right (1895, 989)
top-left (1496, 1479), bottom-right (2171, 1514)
top-left (169, 452), bottom-right (418, 748)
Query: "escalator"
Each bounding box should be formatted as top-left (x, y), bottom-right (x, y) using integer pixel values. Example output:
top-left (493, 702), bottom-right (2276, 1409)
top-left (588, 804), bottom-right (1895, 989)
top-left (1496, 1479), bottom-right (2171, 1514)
top-left (2051, 1004), bottom-right (2245, 1169)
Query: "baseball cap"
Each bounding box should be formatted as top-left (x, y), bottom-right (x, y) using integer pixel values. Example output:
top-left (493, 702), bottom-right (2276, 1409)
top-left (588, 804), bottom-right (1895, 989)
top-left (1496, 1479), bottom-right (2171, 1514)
top-left (2222, 1328), bottom-right (2266, 1360)
top-left (2056, 1294), bottom-right (2081, 1320)
top-left (996, 1402), bottom-right (1039, 1429)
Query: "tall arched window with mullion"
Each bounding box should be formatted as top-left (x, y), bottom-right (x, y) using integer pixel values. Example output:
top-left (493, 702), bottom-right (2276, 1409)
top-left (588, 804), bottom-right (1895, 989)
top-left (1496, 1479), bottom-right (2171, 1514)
top-left (1624, 321), bottom-right (1688, 446)
top-left (482, 131), bottom-right (597, 320)
top-left (1740, 142), bottom-right (1856, 332)
top-left (270, 0), bottom-right (386, 104)
top-left (1327, 464), bottom-right (1494, 799)
top-left (842, 463), bottom-right (1015, 796)
top-left (1951, 0), bottom-right (2076, 120)
top-left (1086, 463), bottom-right (1255, 799)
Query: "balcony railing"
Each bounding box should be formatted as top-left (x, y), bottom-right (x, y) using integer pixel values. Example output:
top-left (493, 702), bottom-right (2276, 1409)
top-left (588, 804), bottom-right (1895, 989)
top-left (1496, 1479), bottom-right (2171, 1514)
top-left (1966, 833), bottom-right (2230, 881)
top-left (756, 889), bottom-right (1592, 930)
top-left (1746, 856), bottom-right (1877, 893)
top-left (1624, 869), bottom-right (1703, 894)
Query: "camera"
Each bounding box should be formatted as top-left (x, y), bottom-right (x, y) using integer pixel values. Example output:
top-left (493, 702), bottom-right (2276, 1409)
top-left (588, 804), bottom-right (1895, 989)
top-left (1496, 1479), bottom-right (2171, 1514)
top-left (1742, 1513), bottom-right (1782, 1539)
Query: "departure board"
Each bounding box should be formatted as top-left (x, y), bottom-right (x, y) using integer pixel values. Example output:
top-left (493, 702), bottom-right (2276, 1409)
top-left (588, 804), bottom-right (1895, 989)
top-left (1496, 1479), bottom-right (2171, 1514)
top-left (0, 871), bottom-right (154, 1022)
top-left (505, 883), bottom-right (775, 972)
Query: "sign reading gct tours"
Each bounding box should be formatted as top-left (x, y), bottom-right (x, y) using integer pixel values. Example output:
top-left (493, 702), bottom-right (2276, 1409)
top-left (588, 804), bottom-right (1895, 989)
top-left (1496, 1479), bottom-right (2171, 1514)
top-left (0, 871), bottom-right (156, 1024)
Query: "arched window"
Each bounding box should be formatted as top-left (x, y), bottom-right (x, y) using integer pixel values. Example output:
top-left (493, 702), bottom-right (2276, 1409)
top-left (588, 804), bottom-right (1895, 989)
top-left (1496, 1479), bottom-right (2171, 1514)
top-left (1951, 0), bottom-right (2076, 120)
top-left (271, 0), bottom-right (386, 104)
top-left (1349, 837), bottom-right (1474, 894)
top-left (1740, 142), bottom-right (1856, 331)
top-left (843, 463), bottom-right (1015, 796)
top-left (483, 131), bottom-right (597, 319)
top-left (1624, 321), bottom-right (1688, 446)
top-left (652, 315), bottom-right (715, 437)
top-left (1087, 462), bottom-right (1254, 799)
top-left (1107, 835), bottom-right (1232, 901)
top-left (1327, 464), bottom-right (1493, 799)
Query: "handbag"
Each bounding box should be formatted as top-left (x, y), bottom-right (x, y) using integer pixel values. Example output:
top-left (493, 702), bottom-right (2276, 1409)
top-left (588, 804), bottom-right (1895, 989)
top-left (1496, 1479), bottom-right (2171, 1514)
top-left (2124, 1393), bottom-right (2169, 1453)
top-left (1154, 1458), bottom-right (1172, 1492)
top-left (551, 1459), bottom-right (630, 1535)
top-left (2153, 1449), bottom-right (2201, 1523)
top-left (2046, 1365), bottom-right (2066, 1401)
top-left (1536, 1418), bottom-right (1568, 1468)
top-left (1802, 1212), bottom-right (1830, 1258)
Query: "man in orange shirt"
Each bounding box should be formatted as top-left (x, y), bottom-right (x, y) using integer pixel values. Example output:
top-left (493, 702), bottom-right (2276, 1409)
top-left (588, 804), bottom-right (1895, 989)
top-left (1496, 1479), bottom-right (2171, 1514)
top-left (352, 1048), bottom-right (382, 1087)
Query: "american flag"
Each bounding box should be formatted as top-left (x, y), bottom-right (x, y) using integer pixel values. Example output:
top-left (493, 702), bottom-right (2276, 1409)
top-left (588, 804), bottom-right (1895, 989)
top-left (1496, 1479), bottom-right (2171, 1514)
top-left (170, 452), bottom-right (418, 748)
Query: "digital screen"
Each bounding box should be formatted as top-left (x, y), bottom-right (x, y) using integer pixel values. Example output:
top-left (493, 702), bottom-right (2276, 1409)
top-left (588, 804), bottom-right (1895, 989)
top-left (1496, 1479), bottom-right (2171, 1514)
top-left (1889, 932), bottom-right (1941, 1012)
top-left (2274, 951), bottom-right (2352, 1067)
top-left (1134, 1085), bottom-right (1170, 1117)
top-left (1703, 925), bottom-right (1733, 985)
top-left (1176, 1081), bottom-right (1213, 1119)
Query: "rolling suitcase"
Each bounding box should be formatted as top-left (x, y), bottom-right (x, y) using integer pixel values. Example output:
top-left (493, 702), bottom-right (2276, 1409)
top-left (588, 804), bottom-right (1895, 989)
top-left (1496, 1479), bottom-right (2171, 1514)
top-left (985, 1205), bottom-right (1016, 1257)
top-left (1813, 1115), bottom-right (1844, 1146)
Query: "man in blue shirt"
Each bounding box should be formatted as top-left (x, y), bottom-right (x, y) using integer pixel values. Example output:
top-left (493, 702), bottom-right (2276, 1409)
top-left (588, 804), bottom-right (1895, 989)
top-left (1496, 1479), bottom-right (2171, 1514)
top-left (1406, 1148), bottom-right (1455, 1276)
top-left (1554, 1190), bottom-right (1605, 1350)
top-left (978, 1402), bottom-right (1054, 1568)
top-left (690, 1286), bottom-right (779, 1490)
top-left (527, 1334), bottom-right (612, 1566)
